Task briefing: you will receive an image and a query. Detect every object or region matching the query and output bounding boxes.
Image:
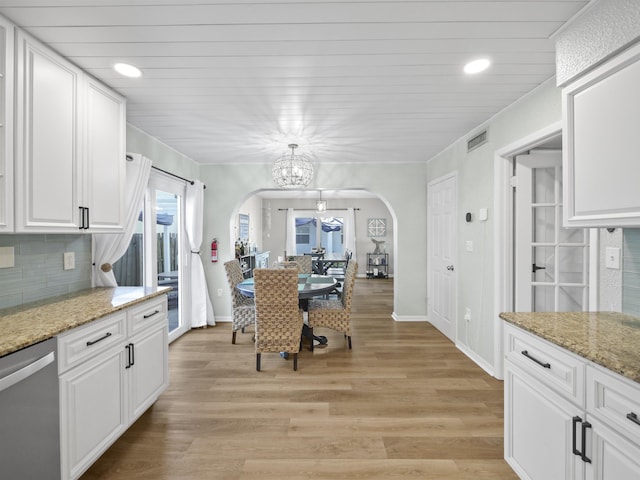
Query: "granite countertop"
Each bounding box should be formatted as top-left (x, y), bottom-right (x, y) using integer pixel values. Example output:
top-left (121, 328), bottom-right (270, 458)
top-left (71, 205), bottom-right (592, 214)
top-left (0, 286), bottom-right (170, 358)
top-left (500, 311), bottom-right (640, 383)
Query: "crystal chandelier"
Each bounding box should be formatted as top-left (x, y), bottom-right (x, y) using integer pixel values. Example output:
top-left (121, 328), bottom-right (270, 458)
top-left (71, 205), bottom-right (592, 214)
top-left (272, 144), bottom-right (314, 188)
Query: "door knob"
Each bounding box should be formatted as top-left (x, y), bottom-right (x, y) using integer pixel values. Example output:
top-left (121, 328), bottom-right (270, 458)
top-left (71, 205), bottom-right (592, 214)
top-left (446, 265), bottom-right (454, 271)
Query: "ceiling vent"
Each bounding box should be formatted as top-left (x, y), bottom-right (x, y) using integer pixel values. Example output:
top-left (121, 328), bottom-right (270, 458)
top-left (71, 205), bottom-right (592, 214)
top-left (467, 129), bottom-right (488, 152)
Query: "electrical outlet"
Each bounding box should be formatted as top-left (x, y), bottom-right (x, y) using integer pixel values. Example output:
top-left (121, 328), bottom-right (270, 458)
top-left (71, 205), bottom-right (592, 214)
top-left (0, 246), bottom-right (14, 268)
top-left (466, 240), bottom-right (473, 252)
top-left (63, 252), bottom-right (75, 270)
top-left (464, 308), bottom-right (471, 321)
top-left (217, 288), bottom-right (223, 297)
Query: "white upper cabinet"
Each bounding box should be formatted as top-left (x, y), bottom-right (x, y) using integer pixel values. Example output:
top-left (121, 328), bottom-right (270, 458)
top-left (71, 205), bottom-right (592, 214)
top-left (0, 16), bottom-right (13, 232)
top-left (14, 29), bottom-right (125, 233)
top-left (83, 76), bottom-right (125, 232)
top-left (563, 41), bottom-right (640, 227)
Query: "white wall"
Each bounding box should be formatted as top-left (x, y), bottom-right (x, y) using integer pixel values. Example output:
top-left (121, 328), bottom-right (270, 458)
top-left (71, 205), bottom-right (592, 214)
top-left (426, 79), bottom-right (563, 370)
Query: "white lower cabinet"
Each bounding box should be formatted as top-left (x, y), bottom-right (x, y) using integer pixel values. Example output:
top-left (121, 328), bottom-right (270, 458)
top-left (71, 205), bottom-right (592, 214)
top-left (505, 362), bottom-right (584, 480)
top-left (504, 323), bottom-right (640, 480)
top-left (58, 296), bottom-right (168, 480)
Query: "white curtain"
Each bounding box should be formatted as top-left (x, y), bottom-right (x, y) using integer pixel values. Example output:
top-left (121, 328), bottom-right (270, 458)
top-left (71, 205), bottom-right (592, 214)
top-left (343, 207), bottom-right (357, 258)
top-left (285, 207), bottom-right (296, 257)
top-left (92, 153), bottom-right (151, 287)
top-left (185, 181), bottom-right (215, 327)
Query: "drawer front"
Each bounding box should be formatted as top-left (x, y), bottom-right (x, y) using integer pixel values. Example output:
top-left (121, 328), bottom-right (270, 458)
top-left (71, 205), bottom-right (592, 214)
top-left (128, 296), bottom-right (167, 336)
top-left (504, 323), bottom-right (585, 406)
top-left (587, 364), bottom-right (640, 446)
top-left (58, 312), bottom-right (127, 373)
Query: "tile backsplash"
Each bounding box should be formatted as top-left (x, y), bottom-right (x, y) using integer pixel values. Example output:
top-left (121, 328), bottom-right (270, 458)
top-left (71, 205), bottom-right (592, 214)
top-left (622, 229), bottom-right (640, 317)
top-left (0, 234), bottom-right (91, 309)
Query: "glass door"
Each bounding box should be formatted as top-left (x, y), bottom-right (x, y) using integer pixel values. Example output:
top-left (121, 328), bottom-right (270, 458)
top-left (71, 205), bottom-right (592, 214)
top-left (146, 173), bottom-right (188, 341)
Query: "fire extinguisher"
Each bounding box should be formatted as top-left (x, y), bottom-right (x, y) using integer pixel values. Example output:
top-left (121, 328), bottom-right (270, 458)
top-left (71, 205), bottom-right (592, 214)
top-left (211, 238), bottom-right (218, 262)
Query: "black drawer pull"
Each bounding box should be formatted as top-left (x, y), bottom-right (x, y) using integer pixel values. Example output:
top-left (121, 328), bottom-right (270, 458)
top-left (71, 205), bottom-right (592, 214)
top-left (572, 416), bottom-right (582, 456)
top-left (627, 412), bottom-right (640, 426)
top-left (521, 350), bottom-right (551, 369)
top-left (86, 332), bottom-right (112, 346)
top-left (581, 421), bottom-right (592, 464)
top-left (125, 344), bottom-right (132, 369)
top-left (143, 310), bottom-right (160, 319)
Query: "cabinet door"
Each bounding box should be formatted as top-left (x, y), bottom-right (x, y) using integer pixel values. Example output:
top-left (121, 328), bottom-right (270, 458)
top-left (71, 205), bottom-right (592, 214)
top-left (0, 16), bottom-right (14, 232)
top-left (563, 42), bottom-right (640, 227)
top-left (59, 346), bottom-right (127, 480)
top-left (83, 76), bottom-right (125, 232)
top-left (586, 416), bottom-right (640, 480)
top-left (505, 362), bottom-right (584, 480)
top-left (15, 30), bottom-right (82, 232)
top-left (128, 322), bottom-right (169, 421)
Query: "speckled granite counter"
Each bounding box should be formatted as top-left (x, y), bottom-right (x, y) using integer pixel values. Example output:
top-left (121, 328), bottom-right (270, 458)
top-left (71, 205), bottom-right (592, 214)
top-left (0, 287), bottom-right (170, 358)
top-left (500, 311), bottom-right (640, 383)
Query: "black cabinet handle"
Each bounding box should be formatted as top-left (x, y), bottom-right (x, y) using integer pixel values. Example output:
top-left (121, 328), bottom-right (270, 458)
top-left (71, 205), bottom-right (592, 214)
top-left (79, 207), bottom-right (85, 229)
top-left (572, 416), bottom-right (583, 456)
top-left (125, 343), bottom-right (135, 369)
top-left (86, 332), bottom-right (112, 346)
top-left (627, 412), bottom-right (640, 426)
top-left (521, 350), bottom-right (551, 369)
top-left (581, 421), bottom-right (592, 464)
top-left (85, 207), bottom-right (90, 229)
top-left (143, 310), bottom-right (160, 319)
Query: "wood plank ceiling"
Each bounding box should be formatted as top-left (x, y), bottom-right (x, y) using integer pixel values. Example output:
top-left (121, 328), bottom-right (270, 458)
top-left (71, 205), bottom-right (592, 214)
top-left (0, 1), bottom-right (589, 165)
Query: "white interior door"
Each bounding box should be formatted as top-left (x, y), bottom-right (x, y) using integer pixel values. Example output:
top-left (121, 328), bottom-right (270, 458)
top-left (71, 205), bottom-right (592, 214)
top-left (514, 150), bottom-right (589, 312)
top-left (427, 174), bottom-right (457, 342)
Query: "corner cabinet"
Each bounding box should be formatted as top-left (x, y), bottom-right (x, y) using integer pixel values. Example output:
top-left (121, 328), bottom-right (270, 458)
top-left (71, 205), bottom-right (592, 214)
top-left (58, 296), bottom-right (168, 480)
top-left (504, 323), bottom-right (640, 480)
top-left (562, 40), bottom-right (640, 227)
top-left (14, 29), bottom-right (125, 233)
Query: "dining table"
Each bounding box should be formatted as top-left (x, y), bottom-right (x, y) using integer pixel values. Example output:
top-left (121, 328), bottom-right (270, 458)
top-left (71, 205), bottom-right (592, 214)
top-left (236, 273), bottom-right (338, 300)
top-left (310, 253), bottom-right (349, 275)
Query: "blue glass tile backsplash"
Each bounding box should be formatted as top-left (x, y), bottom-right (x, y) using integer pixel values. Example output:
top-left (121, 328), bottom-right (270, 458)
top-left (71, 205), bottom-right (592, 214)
top-left (0, 234), bottom-right (91, 309)
top-left (623, 229), bottom-right (640, 317)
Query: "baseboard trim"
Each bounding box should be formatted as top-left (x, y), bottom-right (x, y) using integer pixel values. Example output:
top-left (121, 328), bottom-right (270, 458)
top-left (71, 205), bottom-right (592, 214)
top-left (392, 313), bottom-right (428, 322)
top-left (455, 342), bottom-right (497, 379)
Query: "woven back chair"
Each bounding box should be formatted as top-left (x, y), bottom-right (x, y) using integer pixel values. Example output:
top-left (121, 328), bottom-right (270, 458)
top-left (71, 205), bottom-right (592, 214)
top-left (273, 260), bottom-right (299, 270)
top-left (224, 260), bottom-right (255, 344)
top-left (291, 255), bottom-right (312, 274)
top-left (307, 262), bottom-right (358, 351)
top-left (253, 268), bottom-right (304, 371)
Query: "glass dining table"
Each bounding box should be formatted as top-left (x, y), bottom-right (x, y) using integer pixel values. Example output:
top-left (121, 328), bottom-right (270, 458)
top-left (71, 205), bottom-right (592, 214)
top-left (236, 273), bottom-right (337, 300)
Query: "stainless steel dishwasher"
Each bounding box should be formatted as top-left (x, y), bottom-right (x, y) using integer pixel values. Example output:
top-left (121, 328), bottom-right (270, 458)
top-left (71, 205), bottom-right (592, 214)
top-left (0, 337), bottom-right (60, 479)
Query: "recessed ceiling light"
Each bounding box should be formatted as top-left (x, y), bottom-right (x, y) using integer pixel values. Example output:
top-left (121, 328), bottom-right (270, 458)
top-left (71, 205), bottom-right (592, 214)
top-left (464, 58), bottom-right (491, 74)
top-left (114, 63), bottom-right (142, 78)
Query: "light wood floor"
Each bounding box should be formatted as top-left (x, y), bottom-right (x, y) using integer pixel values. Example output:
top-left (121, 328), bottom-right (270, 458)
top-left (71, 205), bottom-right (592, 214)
top-left (82, 278), bottom-right (518, 479)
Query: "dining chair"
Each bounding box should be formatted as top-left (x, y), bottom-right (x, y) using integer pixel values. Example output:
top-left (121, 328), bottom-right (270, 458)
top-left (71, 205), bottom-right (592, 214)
top-left (307, 261), bottom-right (358, 352)
top-left (274, 260), bottom-right (299, 270)
top-left (253, 268), bottom-right (304, 371)
top-left (223, 260), bottom-right (256, 344)
top-left (291, 255), bottom-right (312, 274)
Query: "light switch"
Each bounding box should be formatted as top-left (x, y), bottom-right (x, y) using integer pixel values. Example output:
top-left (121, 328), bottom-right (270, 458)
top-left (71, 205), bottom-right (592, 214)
top-left (605, 247), bottom-right (620, 269)
top-left (478, 208), bottom-right (488, 221)
top-left (0, 246), bottom-right (15, 268)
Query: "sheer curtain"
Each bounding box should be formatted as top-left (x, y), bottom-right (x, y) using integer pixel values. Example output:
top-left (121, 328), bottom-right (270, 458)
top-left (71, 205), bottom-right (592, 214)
top-left (92, 153), bottom-right (151, 287)
top-left (285, 207), bottom-right (297, 257)
top-left (343, 207), bottom-right (357, 258)
top-left (185, 180), bottom-right (215, 327)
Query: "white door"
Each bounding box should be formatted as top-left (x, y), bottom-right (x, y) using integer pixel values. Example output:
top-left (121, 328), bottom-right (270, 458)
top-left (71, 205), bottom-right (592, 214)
top-left (514, 150), bottom-right (589, 311)
top-left (427, 174), bottom-right (457, 342)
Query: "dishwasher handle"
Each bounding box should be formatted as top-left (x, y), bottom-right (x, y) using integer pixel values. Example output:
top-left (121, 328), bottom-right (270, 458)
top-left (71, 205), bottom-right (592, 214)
top-left (0, 351), bottom-right (55, 393)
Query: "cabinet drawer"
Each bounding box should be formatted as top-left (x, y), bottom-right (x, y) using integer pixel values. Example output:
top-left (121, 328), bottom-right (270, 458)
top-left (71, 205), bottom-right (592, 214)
top-left (58, 312), bottom-right (127, 373)
top-left (504, 323), bottom-right (585, 406)
top-left (128, 296), bottom-right (167, 336)
top-left (587, 365), bottom-right (640, 446)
